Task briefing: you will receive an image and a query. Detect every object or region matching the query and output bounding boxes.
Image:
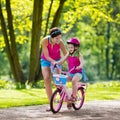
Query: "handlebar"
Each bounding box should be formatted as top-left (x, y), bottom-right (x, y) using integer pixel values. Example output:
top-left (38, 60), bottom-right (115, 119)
top-left (51, 64), bottom-right (76, 75)
top-left (51, 64), bottom-right (61, 74)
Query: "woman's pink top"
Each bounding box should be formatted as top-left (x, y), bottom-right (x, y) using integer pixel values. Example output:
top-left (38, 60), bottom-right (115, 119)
top-left (67, 56), bottom-right (82, 74)
top-left (41, 36), bottom-right (61, 60)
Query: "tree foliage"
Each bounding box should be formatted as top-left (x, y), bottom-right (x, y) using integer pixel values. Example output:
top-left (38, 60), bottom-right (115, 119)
top-left (0, 0), bottom-right (120, 88)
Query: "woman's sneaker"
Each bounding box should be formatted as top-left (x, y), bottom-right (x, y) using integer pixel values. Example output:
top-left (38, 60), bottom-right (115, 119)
top-left (46, 107), bottom-right (51, 112)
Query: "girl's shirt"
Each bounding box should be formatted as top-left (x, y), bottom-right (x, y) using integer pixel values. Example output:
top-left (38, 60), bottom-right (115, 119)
top-left (67, 50), bottom-right (82, 74)
top-left (41, 36), bottom-right (61, 60)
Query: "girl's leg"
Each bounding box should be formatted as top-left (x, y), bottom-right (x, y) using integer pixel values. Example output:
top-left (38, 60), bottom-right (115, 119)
top-left (42, 67), bottom-right (52, 103)
top-left (72, 75), bottom-right (80, 98)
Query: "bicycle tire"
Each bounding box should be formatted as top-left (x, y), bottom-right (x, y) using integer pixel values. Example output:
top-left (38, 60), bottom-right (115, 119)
top-left (50, 88), bottom-right (63, 113)
top-left (72, 87), bottom-right (85, 110)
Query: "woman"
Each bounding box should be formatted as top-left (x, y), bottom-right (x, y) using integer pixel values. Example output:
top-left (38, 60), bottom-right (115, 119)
top-left (41, 27), bottom-right (67, 111)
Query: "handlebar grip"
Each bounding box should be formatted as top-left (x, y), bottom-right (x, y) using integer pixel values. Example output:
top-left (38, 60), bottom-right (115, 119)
top-left (51, 64), bottom-right (61, 74)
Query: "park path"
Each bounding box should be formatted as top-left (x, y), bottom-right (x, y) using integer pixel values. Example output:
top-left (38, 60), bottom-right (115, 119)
top-left (0, 100), bottom-right (120, 120)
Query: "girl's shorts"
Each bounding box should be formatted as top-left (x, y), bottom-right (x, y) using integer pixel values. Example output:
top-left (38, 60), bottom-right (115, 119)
top-left (69, 73), bottom-right (82, 80)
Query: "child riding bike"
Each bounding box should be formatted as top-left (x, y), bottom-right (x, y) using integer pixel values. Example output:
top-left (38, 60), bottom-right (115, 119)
top-left (54, 37), bottom-right (86, 109)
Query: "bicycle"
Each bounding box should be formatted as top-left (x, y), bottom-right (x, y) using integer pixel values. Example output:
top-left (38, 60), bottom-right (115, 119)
top-left (50, 65), bottom-right (87, 113)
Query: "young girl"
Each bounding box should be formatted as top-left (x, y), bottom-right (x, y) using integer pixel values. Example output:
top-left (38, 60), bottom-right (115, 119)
top-left (55, 37), bottom-right (84, 105)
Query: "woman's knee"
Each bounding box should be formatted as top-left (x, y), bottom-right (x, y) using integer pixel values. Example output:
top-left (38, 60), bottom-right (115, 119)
top-left (42, 68), bottom-right (51, 80)
top-left (43, 75), bottom-right (50, 81)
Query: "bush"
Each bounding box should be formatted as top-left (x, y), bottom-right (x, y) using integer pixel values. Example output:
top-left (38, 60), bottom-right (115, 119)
top-left (0, 80), bottom-right (7, 89)
top-left (0, 79), bottom-right (16, 89)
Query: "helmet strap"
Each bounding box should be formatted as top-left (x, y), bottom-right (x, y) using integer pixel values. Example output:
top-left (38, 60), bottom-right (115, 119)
top-left (69, 47), bottom-right (77, 56)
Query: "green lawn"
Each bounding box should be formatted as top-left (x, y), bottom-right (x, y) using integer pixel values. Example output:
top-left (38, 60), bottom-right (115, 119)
top-left (0, 81), bottom-right (120, 108)
top-left (86, 81), bottom-right (120, 101)
top-left (0, 89), bottom-right (48, 108)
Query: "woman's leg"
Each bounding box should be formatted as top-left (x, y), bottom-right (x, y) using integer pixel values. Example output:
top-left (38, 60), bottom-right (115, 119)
top-left (42, 67), bottom-right (52, 102)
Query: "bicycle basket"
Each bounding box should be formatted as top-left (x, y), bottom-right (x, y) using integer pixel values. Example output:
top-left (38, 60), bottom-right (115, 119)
top-left (53, 74), bottom-right (68, 85)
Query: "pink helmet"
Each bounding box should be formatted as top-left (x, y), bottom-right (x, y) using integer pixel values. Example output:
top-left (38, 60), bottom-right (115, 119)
top-left (67, 38), bottom-right (80, 46)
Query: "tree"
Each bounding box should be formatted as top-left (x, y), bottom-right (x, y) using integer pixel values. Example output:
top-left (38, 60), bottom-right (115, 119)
top-left (0, 0), bottom-right (25, 85)
top-left (51, 0), bottom-right (66, 28)
top-left (29, 0), bottom-right (67, 83)
top-left (28, 0), bottom-right (43, 84)
top-left (1, 0), bottom-right (120, 87)
top-left (0, 0), bottom-right (67, 86)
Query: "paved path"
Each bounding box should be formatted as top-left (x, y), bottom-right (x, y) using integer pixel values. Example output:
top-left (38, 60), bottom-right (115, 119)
top-left (0, 100), bottom-right (120, 120)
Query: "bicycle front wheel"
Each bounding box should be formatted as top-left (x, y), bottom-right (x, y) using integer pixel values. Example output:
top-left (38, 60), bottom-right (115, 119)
top-left (50, 88), bottom-right (63, 113)
top-left (72, 87), bottom-right (85, 110)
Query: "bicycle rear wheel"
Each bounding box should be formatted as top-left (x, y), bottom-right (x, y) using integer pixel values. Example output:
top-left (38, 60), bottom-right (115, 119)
top-left (50, 88), bottom-right (63, 113)
top-left (72, 87), bottom-right (85, 110)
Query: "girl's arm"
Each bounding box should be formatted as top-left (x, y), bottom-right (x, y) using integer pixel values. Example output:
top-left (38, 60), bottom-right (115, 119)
top-left (42, 37), bottom-right (55, 62)
top-left (76, 53), bottom-right (84, 70)
top-left (55, 52), bottom-right (69, 65)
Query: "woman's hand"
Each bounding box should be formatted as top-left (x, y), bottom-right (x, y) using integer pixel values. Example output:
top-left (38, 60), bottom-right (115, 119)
top-left (51, 61), bottom-right (62, 74)
top-left (51, 61), bottom-right (56, 66)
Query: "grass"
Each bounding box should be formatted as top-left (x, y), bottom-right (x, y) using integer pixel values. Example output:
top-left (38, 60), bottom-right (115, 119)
top-left (0, 89), bottom-right (48, 108)
top-left (0, 80), bottom-right (120, 108)
top-left (86, 81), bottom-right (120, 101)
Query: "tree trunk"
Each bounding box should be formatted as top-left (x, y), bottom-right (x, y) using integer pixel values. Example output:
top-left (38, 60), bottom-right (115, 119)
top-left (51, 0), bottom-right (67, 28)
top-left (105, 22), bottom-right (110, 79)
top-left (0, 3), bottom-right (17, 81)
top-left (6, 1), bottom-right (25, 84)
top-left (0, 1), bottom-right (25, 85)
top-left (44, 0), bottom-right (53, 37)
top-left (28, 0), bottom-right (43, 84)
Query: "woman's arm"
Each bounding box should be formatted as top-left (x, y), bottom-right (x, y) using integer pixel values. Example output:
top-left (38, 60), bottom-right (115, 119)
top-left (42, 37), bottom-right (55, 62)
top-left (59, 40), bottom-right (67, 55)
top-left (56, 52), bottom-right (69, 65)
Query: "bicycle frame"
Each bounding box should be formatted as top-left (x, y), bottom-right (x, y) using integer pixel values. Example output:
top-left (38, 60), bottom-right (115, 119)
top-left (57, 82), bottom-right (87, 102)
top-left (56, 85), bottom-right (70, 103)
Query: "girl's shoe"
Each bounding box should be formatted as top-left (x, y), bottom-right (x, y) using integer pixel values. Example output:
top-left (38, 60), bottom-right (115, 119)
top-left (67, 102), bottom-right (72, 109)
top-left (69, 94), bottom-right (76, 102)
